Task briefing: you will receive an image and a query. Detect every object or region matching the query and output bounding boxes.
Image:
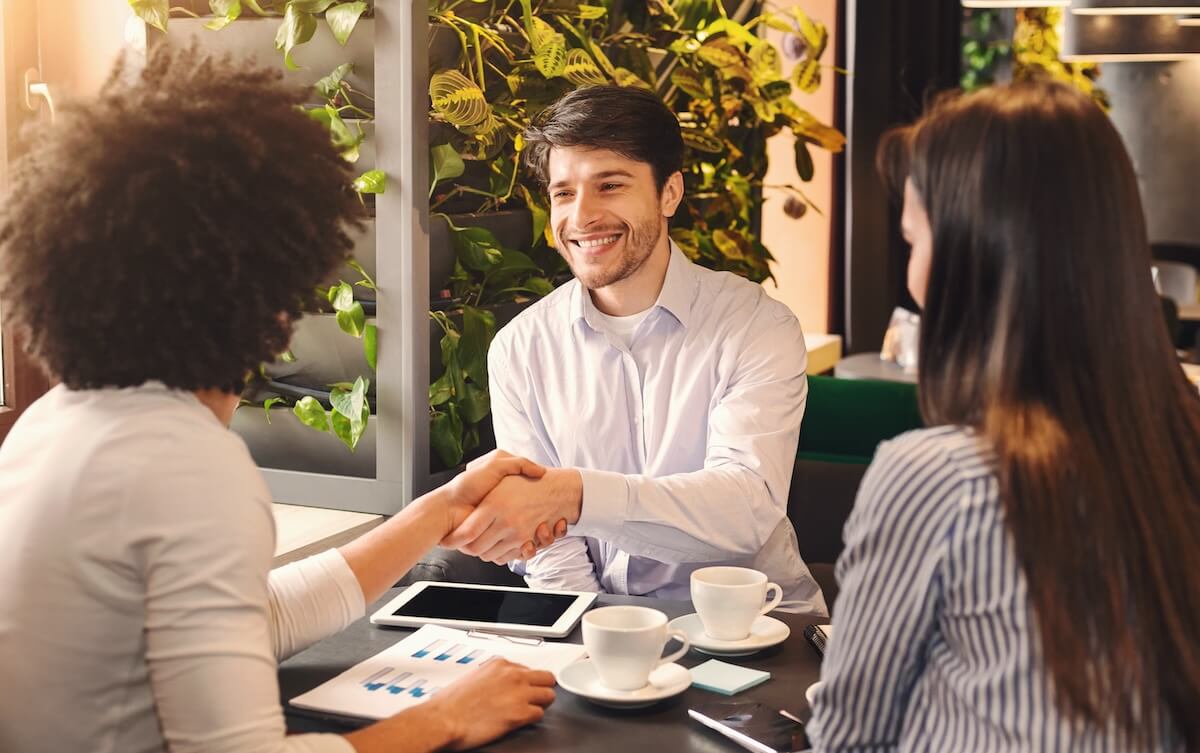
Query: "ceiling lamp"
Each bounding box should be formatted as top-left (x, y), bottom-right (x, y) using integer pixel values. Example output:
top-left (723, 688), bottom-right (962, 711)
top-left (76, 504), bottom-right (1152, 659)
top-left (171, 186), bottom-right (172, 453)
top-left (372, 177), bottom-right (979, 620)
top-left (1071, 1), bottom-right (1200, 14)
top-left (1062, 11), bottom-right (1200, 59)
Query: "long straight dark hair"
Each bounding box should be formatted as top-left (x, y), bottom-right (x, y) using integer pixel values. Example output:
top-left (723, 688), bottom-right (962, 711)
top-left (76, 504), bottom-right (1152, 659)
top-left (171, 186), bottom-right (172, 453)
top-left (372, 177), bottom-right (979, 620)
top-left (879, 81), bottom-right (1200, 747)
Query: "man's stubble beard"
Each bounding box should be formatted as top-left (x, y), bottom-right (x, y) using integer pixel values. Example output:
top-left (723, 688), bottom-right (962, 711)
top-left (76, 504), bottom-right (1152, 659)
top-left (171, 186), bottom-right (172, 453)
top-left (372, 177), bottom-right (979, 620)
top-left (563, 216), bottom-right (663, 291)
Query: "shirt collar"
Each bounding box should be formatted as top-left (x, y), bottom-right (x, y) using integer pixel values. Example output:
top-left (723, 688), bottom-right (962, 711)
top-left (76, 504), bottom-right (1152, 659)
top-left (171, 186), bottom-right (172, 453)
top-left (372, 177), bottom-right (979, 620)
top-left (571, 239), bottom-right (697, 332)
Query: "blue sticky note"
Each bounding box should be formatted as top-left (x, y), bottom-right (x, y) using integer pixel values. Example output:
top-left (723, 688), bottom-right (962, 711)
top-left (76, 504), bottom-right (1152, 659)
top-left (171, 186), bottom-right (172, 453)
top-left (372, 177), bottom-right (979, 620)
top-left (689, 659), bottom-right (771, 695)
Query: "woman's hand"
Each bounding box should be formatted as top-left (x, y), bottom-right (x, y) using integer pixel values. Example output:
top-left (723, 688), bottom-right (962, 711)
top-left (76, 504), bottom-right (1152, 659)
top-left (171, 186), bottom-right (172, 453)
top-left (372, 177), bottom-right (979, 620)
top-left (428, 658), bottom-right (557, 750)
top-left (344, 659), bottom-right (555, 753)
top-left (440, 450), bottom-right (565, 559)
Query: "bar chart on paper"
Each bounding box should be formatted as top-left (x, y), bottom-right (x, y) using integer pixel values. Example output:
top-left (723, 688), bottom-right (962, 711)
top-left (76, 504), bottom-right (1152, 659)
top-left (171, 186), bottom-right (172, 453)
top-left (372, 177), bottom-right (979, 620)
top-left (290, 624), bottom-right (587, 720)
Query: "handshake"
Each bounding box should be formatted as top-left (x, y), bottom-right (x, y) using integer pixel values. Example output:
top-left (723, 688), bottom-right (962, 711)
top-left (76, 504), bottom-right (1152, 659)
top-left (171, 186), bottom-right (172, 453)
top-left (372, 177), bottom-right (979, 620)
top-left (436, 450), bottom-right (582, 564)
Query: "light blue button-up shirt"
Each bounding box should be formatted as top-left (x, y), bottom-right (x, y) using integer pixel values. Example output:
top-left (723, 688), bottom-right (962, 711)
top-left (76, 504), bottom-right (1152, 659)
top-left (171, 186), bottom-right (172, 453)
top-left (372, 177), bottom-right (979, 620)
top-left (488, 243), bottom-right (827, 617)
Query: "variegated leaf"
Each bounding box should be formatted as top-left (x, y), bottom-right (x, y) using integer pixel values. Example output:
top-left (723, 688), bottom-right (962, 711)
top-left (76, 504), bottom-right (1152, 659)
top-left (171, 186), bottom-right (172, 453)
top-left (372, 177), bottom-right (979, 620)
top-left (681, 129), bottom-right (724, 154)
top-left (563, 49), bottom-right (608, 86)
top-left (429, 70), bottom-right (489, 128)
top-left (670, 67), bottom-right (709, 100)
top-left (793, 58), bottom-right (821, 94)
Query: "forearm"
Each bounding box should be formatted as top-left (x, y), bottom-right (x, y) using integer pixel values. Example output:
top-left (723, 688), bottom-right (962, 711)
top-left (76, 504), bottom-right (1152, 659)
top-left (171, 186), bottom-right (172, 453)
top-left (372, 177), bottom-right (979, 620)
top-left (570, 464), bottom-right (784, 562)
top-left (339, 490), bottom-right (453, 605)
top-left (344, 704), bottom-right (457, 753)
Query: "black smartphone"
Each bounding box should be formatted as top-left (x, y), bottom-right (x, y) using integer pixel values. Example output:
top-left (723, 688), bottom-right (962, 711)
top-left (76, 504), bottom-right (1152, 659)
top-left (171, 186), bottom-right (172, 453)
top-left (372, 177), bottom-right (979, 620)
top-left (689, 701), bottom-right (811, 753)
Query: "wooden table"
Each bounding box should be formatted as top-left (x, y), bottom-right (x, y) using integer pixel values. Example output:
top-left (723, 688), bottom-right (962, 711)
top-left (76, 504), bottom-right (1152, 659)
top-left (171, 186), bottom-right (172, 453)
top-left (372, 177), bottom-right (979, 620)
top-left (272, 503), bottom-right (383, 568)
top-left (804, 333), bottom-right (843, 376)
top-left (1178, 303), bottom-right (1200, 322)
top-left (279, 592), bottom-right (826, 752)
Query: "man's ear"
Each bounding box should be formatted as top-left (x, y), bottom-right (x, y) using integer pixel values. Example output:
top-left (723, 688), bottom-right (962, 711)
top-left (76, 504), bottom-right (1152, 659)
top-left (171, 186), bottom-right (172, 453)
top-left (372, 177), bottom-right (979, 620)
top-left (660, 171), bottom-right (685, 218)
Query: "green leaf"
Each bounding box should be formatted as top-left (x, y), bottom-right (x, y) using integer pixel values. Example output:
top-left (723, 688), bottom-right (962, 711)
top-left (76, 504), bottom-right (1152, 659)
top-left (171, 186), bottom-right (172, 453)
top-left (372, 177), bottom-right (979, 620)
top-left (263, 396), bottom-right (285, 424)
top-left (315, 62), bottom-right (353, 98)
top-left (529, 202), bottom-right (548, 247)
top-left (336, 301), bottom-right (366, 338)
top-left (329, 281), bottom-right (354, 310)
top-left (353, 169), bottom-right (386, 194)
top-left (524, 277), bottom-right (554, 296)
top-left (458, 382), bottom-right (491, 424)
top-left (577, 4), bottom-right (607, 20)
top-left (447, 223), bottom-right (504, 271)
top-left (330, 376), bottom-right (369, 450)
top-left (429, 144), bottom-right (465, 198)
top-left (459, 305), bottom-right (496, 385)
top-left (275, 3), bottom-right (318, 70)
top-left (291, 0), bottom-right (335, 11)
top-left (293, 396), bottom-right (329, 432)
top-left (430, 408), bottom-right (464, 468)
top-left (794, 140), bottom-right (814, 182)
top-left (326, 1), bottom-right (366, 45)
top-left (280, 349), bottom-right (297, 363)
top-left (429, 372), bottom-right (453, 406)
top-left (205, 0), bottom-right (242, 30)
top-left (242, 0), bottom-right (271, 14)
top-left (463, 424), bottom-right (481, 454)
top-left (129, 0), bottom-right (169, 33)
top-left (363, 323), bottom-right (377, 371)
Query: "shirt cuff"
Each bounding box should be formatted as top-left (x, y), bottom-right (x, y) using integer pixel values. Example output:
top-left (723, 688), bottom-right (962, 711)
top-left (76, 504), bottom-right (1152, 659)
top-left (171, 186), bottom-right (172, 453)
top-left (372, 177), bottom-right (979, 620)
top-left (572, 468), bottom-right (630, 540)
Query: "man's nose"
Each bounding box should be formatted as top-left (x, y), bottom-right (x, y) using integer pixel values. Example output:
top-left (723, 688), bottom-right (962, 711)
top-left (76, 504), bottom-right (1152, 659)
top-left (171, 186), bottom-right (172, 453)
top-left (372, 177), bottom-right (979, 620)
top-left (570, 189), bottom-right (604, 229)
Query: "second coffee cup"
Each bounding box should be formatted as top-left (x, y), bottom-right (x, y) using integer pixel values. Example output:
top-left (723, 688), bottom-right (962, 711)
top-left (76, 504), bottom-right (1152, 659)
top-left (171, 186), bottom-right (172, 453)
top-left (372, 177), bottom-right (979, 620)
top-left (581, 605), bottom-right (690, 691)
top-left (691, 566), bottom-right (783, 641)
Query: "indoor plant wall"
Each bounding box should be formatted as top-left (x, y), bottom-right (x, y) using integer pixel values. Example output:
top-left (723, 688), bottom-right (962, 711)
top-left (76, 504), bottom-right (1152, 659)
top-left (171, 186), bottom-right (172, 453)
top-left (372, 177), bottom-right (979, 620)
top-left (131, 0), bottom-right (385, 474)
top-left (425, 0), bottom-right (844, 470)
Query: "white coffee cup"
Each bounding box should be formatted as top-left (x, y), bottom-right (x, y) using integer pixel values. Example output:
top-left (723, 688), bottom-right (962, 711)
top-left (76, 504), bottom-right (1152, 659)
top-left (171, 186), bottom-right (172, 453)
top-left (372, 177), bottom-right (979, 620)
top-left (581, 606), bottom-right (690, 691)
top-left (691, 566), bottom-right (784, 641)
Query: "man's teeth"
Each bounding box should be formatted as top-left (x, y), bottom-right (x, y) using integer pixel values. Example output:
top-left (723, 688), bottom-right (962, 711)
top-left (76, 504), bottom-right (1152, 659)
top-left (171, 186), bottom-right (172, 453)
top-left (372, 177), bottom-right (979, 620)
top-left (576, 234), bottom-right (620, 249)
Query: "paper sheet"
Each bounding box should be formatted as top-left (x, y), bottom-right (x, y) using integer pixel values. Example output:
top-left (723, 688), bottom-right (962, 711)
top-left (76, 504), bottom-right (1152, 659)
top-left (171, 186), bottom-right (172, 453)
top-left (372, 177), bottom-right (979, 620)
top-left (290, 624), bottom-right (587, 720)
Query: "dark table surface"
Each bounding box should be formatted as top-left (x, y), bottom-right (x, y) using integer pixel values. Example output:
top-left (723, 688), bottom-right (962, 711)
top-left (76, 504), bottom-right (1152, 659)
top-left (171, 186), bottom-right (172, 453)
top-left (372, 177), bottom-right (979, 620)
top-left (280, 590), bottom-right (826, 752)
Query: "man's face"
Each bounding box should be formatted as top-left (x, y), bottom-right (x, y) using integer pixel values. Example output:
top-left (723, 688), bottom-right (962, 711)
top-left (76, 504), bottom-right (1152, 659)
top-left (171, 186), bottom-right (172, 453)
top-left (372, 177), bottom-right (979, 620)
top-left (546, 146), bottom-right (679, 291)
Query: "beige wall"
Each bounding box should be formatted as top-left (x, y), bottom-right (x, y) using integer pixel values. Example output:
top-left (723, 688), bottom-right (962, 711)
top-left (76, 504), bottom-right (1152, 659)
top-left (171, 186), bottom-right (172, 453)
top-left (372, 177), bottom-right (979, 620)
top-left (36, 0), bottom-right (134, 101)
top-left (760, 0), bottom-right (838, 335)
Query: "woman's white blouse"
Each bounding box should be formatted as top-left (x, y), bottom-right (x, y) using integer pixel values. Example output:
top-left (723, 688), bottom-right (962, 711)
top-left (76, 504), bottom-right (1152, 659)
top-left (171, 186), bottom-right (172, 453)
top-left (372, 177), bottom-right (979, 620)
top-left (0, 384), bottom-right (364, 753)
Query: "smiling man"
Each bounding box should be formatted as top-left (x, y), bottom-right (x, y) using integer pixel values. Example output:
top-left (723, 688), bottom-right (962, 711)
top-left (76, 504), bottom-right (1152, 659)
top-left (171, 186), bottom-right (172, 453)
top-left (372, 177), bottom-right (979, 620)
top-left (446, 85), bottom-right (827, 617)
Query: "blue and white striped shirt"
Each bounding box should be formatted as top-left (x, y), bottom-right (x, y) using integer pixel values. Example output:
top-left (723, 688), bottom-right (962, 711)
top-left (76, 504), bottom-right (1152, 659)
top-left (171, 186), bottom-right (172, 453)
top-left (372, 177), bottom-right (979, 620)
top-left (807, 426), bottom-right (1181, 753)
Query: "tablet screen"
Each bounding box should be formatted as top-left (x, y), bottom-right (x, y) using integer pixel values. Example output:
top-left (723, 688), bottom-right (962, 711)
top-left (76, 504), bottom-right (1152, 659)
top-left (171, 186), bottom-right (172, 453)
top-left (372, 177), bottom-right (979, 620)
top-left (392, 585), bottom-right (580, 627)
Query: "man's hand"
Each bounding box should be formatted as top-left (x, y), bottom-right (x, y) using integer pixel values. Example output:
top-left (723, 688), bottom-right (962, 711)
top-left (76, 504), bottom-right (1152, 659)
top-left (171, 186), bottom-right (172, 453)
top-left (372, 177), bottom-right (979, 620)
top-left (439, 450), bottom-right (565, 559)
top-left (443, 467), bottom-right (582, 564)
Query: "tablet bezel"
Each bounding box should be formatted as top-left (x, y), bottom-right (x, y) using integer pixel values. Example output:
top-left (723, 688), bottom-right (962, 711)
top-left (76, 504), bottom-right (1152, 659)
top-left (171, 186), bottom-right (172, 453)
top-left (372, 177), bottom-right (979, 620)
top-left (368, 581), bottom-right (598, 638)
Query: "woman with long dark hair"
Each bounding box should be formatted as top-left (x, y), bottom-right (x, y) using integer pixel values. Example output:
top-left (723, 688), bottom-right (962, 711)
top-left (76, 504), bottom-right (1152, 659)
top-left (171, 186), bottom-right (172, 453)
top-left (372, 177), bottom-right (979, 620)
top-left (807, 80), bottom-right (1200, 752)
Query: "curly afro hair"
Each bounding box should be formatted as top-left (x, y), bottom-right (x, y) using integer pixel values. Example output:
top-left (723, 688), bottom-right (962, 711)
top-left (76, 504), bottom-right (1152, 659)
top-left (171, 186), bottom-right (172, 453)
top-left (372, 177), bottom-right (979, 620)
top-left (0, 44), bottom-right (364, 393)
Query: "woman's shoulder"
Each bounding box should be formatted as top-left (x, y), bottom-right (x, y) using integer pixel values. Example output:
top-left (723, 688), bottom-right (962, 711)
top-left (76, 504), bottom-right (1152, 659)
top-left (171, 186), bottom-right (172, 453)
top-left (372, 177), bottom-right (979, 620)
top-left (856, 425), bottom-right (997, 520)
top-left (877, 425), bottom-right (995, 479)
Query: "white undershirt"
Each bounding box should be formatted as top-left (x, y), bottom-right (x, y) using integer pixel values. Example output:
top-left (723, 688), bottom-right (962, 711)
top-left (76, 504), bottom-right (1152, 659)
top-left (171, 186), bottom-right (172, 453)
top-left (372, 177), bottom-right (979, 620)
top-left (0, 384), bottom-right (363, 753)
top-left (592, 306), bottom-right (653, 349)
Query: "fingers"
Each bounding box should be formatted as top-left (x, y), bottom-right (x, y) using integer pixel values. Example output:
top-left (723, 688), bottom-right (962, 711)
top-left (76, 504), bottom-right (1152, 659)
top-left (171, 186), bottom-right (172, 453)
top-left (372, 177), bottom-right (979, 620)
top-left (442, 506), bottom-right (496, 549)
top-left (524, 669), bottom-right (557, 687)
top-left (520, 541), bottom-right (537, 560)
top-left (554, 518), bottom-right (568, 538)
top-left (534, 522), bottom-right (553, 547)
top-left (457, 518), bottom-right (506, 558)
top-left (494, 455), bottom-right (545, 480)
top-left (479, 539), bottom-right (522, 565)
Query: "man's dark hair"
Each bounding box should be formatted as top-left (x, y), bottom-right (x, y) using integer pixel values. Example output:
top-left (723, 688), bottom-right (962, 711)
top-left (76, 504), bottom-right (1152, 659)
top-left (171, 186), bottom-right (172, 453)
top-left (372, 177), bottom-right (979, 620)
top-left (0, 45), bottom-right (362, 393)
top-left (523, 85), bottom-right (684, 192)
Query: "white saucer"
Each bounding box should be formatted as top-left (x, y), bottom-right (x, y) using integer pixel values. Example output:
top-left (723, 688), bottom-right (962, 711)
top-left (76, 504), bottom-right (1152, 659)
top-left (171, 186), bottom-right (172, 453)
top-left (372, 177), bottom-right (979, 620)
top-left (557, 660), bottom-right (691, 709)
top-left (668, 613), bottom-right (791, 656)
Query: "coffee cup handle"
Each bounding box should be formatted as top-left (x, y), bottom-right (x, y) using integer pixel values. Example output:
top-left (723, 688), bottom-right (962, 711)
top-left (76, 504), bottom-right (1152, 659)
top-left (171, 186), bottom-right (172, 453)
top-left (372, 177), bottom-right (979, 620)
top-left (659, 629), bottom-right (690, 666)
top-left (760, 583), bottom-right (783, 615)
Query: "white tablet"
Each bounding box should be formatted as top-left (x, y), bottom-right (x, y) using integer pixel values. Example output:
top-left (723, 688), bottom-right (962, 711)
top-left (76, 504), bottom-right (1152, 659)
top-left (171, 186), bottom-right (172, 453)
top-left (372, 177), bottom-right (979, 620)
top-left (369, 581), bottom-right (597, 638)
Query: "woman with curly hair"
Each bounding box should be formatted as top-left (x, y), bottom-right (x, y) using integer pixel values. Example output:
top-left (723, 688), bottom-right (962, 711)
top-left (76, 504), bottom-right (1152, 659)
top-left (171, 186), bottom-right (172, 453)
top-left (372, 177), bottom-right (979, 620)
top-left (0, 48), bottom-right (555, 753)
top-left (807, 81), bottom-right (1200, 752)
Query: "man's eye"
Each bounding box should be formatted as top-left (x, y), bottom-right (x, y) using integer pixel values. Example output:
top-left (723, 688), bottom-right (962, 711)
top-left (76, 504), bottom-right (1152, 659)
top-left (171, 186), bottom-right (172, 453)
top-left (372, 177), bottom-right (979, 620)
top-left (553, 191), bottom-right (571, 199)
top-left (601, 183), bottom-right (621, 190)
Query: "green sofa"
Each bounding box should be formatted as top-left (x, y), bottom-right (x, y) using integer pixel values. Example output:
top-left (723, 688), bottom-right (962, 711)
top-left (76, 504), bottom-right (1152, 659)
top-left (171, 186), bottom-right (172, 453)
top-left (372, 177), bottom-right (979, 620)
top-left (400, 375), bottom-right (924, 611)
